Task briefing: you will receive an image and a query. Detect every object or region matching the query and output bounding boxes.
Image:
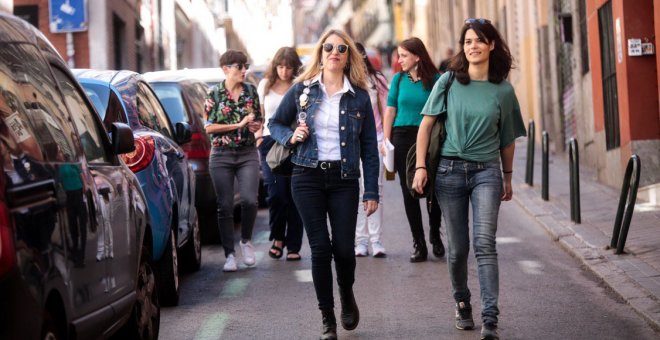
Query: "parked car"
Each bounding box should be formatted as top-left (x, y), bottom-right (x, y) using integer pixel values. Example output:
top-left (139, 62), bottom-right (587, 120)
top-left (74, 69), bottom-right (201, 306)
top-left (0, 14), bottom-right (159, 339)
top-left (144, 69), bottom-right (268, 214)
top-left (142, 72), bottom-right (219, 243)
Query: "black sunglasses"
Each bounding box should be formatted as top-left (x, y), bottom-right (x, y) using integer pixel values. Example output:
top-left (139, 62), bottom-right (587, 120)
top-left (226, 63), bottom-right (250, 70)
top-left (322, 43), bottom-right (349, 54)
top-left (465, 18), bottom-right (491, 25)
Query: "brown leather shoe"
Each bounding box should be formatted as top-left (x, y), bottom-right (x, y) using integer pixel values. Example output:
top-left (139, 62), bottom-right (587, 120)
top-left (339, 287), bottom-right (360, 330)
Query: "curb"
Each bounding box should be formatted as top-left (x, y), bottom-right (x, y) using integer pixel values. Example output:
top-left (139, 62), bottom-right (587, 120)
top-left (511, 179), bottom-right (660, 332)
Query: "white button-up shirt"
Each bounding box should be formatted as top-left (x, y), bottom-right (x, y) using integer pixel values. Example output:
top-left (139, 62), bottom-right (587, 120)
top-left (313, 74), bottom-right (353, 161)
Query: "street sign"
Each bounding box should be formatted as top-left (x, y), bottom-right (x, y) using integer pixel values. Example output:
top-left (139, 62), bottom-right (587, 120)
top-left (49, 0), bottom-right (87, 33)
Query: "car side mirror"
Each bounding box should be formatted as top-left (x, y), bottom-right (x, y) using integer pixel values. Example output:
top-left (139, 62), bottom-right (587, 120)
top-left (175, 121), bottom-right (192, 145)
top-left (111, 122), bottom-right (135, 154)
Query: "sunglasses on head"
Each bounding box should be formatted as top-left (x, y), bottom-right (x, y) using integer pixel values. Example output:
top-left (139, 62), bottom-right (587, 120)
top-left (322, 43), bottom-right (348, 54)
top-left (226, 63), bottom-right (250, 70)
top-left (465, 18), bottom-right (491, 25)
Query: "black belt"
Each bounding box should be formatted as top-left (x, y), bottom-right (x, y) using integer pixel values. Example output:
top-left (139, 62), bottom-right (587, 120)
top-left (442, 156), bottom-right (466, 161)
top-left (318, 160), bottom-right (341, 170)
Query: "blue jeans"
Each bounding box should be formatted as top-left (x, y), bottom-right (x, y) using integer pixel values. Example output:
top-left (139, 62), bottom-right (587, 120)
top-left (258, 136), bottom-right (304, 252)
top-left (435, 158), bottom-right (502, 324)
top-left (291, 164), bottom-right (359, 310)
top-left (209, 147), bottom-right (260, 257)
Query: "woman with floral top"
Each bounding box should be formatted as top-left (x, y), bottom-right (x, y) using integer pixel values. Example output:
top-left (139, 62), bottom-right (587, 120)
top-left (205, 49), bottom-right (263, 272)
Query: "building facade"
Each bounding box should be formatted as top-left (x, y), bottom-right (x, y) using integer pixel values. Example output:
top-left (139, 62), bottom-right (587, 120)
top-left (12, 0), bottom-right (223, 71)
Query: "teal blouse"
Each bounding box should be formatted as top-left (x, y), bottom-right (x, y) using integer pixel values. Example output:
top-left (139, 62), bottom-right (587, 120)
top-left (387, 72), bottom-right (439, 127)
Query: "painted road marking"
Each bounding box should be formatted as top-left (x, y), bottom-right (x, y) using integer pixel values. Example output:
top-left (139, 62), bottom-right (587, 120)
top-left (295, 269), bottom-right (313, 282)
top-left (221, 278), bottom-right (249, 298)
top-left (497, 236), bottom-right (522, 244)
top-left (254, 230), bottom-right (270, 244)
top-left (518, 260), bottom-right (544, 275)
top-left (194, 312), bottom-right (228, 340)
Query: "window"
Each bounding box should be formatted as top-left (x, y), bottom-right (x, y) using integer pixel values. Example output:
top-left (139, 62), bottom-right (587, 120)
top-left (81, 83), bottom-right (127, 132)
top-left (0, 43), bottom-right (77, 163)
top-left (51, 67), bottom-right (110, 164)
top-left (579, 0), bottom-right (590, 74)
top-left (113, 14), bottom-right (126, 70)
top-left (152, 83), bottom-right (191, 125)
top-left (139, 82), bottom-right (173, 139)
top-left (598, 1), bottom-right (620, 150)
top-left (13, 6), bottom-right (38, 28)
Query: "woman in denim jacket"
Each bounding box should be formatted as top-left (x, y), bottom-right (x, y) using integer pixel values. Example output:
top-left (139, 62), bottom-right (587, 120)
top-left (268, 29), bottom-right (379, 340)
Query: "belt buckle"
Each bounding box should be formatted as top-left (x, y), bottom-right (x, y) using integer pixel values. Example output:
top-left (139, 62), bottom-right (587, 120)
top-left (320, 161), bottom-right (329, 170)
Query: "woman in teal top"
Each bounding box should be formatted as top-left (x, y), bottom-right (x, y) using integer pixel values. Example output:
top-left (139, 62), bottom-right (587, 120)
top-left (412, 19), bottom-right (526, 340)
top-left (383, 37), bottom-right (444, 263)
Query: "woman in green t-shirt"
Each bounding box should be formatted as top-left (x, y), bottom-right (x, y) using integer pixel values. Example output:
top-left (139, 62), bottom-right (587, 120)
top-left (412, 19), bottom-right (526, 340)
top-left (383, 37), bottom-right (444, 263)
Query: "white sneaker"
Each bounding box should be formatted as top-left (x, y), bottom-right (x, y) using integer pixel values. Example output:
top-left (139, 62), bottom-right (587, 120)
top-left (240, 240), bottom-right (256, 266)
top-left (223, 254), bottom-right (237, 272)
top-left (355, 241), bottom-right (368, 257)
top-left (372, 241), bottom-right (386, 258)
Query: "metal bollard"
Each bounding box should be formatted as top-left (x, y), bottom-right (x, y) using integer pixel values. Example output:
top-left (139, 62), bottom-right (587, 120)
top-left (542, 131), bottom-right (549, 201)
top-left (568, 138), bottom-right (581, 224)
top-left (525, 120), bottom-right (535, 186)
top-left (610, 155), bottom-right (641, 254)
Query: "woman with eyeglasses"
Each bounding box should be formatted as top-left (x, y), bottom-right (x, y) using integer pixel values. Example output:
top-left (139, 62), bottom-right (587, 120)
top-left (205, 49), bottom-right (263, 272)
top-left (383, 37), bottom-right (444, 263)
top-left (255, 47), bottom-right (305, 261)
top-left (412, 18), bottom-right (526, 340)
top-left (269, 30), bottom-right (379, 340)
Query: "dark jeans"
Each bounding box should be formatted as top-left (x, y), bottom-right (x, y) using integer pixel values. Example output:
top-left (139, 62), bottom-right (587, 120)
top-left (209, 146), bottom-right (260, 257)
top-left (392, 126), bottom-right (441, 244)
top-left (291, 164), bottom-right (359, 310)
top-left (258, 136), bottom-right (304, 252)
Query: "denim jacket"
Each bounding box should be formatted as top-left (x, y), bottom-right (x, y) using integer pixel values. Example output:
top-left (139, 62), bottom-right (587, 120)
top-left (268, 78), bottom-right (380, 202)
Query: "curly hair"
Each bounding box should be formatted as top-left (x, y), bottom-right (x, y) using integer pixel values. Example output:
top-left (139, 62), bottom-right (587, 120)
top-left (447, 19), bottom-right (513, 85)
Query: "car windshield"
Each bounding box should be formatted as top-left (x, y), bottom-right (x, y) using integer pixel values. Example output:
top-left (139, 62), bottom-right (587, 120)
top-left (151, 83), bottom-right (190, 124)
top-left (81, 82), bottom-right (111, 120)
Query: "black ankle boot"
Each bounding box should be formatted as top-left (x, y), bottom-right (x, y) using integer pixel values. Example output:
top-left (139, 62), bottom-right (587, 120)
top-left (432, 237), bottom-right (445, 258)
top-left (339, 287), bottom-right (360, 330)
top-left (320, 309), bottom-right (337, 340)
top-left (410, 239), bottom-right (428, 262)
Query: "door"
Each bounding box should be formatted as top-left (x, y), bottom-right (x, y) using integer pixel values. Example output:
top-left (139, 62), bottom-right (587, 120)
top-left (51, 67), bottom-right (137, 303)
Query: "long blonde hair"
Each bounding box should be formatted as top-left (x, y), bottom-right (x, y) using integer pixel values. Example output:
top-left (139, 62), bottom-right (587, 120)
top-left (296, 29), bottom-right (369, 90)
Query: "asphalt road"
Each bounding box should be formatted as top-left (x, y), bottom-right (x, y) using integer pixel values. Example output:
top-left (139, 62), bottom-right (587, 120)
top-left (160, 178), bottom-right (660, 340)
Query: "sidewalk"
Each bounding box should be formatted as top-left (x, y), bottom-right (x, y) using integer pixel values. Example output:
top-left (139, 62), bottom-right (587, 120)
top-left (511, 138), bottom-right (660, 330)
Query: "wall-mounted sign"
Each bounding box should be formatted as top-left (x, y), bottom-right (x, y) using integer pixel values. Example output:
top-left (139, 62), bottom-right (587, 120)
top-left (49, 0), bottom-right (87, 33)
top-left (628, 39), bottom-right (642, 56)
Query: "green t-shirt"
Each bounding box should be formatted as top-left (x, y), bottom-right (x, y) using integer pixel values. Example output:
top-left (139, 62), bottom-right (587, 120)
top-left (387, 72), bottom-right (439, 127)
top-left (421, 72), bottom-right (527, 162)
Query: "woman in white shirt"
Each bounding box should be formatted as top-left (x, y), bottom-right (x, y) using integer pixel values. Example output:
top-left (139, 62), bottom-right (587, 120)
top-left (255, 47), bottom-right (304, 261)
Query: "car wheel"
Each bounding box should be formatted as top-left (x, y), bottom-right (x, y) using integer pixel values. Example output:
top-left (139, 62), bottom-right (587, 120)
top-left (180, 210), bottom-right (202, 272)
top-left (41, 310), bottom-right (61, 340)
top-left (156, 229), bottom-right (179, 306)
top-left (116, 244), bottom-right (160, 339)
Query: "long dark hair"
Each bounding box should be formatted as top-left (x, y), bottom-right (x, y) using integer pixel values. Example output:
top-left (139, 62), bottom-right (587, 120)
top-left (448, 19), bottom-right (513, 85)
top-left (398, 37), bottom-right (438, 91)
top-left (264, 47), bottom-right (302, 95)
top-left (355, 42), bottom-right (388, 90)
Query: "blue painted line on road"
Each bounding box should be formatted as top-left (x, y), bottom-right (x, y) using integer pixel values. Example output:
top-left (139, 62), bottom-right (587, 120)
top-left (254, 230), bottom-right (270, 244)
top-left (221, 278), bottom-right (249, 298)
top-left (194, 312), bottom-right (228, 340)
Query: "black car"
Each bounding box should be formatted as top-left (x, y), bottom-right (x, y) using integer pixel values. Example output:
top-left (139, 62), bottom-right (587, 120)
top-left (142, 72), bottom-right (219, 242)
top-left (0, 14), bottom-right (159, 339)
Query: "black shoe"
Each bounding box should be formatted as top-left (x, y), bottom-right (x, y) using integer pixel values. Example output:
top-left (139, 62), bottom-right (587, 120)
top-left (455, 301), bottom-right (475, 330)
top-left (410, 240), bottom-right (428, 262)
top-left (432, 238), bottom-right (445, 258)
top-left (339, 287), bottom-right (360, 330)
top-left (320, 309), bottom-right (337, 340)
top-left (480, 321), bottom-right (499, 340)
